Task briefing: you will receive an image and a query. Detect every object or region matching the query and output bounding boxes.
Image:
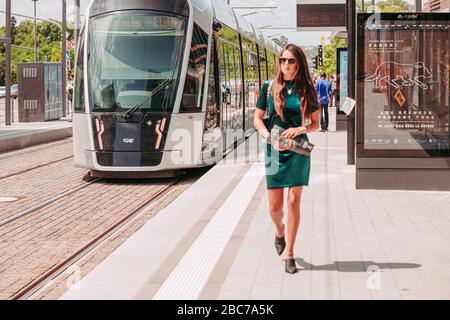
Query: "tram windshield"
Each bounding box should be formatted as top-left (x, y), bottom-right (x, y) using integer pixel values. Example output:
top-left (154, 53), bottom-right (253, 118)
top-left (88, 11), bottom-right (187, 112)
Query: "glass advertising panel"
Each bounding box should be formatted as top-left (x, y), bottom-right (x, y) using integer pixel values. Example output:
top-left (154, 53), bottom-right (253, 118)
top-left (357, 13), bottom-right (449, 158)
top-left (336, 48), bottom-right (348, 113)
top-left (44, 64), bottom-right (63, 120)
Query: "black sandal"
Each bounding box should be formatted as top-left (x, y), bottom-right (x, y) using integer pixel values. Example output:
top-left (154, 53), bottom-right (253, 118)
top-left (274, 236), bottom-right (286, 256)
top-left (285, 258), bottom-right (297, 274)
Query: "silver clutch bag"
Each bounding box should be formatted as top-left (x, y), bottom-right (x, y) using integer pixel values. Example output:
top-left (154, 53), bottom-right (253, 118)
top-left (270, 125), bottom-right (315, 157)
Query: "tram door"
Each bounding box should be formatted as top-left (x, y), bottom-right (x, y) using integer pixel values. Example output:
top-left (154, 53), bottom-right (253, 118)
top-left (202, 36), bottom-right (222, 158)
top-left (205, 37), bottom-right (220, 131)
top-left (218, 41), bottom-right (230, 152)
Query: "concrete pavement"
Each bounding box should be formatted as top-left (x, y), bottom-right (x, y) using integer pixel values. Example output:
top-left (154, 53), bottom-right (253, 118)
top-left (213, 131), bottom-right (450, 299)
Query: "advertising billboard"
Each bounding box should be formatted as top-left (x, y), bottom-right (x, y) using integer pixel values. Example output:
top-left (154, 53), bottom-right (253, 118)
top-left (357, 13), bottom-right (449, 158)
top-left (336, 48), bottom-right (348, 113)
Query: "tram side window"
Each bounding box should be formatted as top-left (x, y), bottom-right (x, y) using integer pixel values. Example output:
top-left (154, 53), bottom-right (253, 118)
top-left (219, 41), bottom-right (231, 107)
top-left (242, 39), bottom-right (258, 94)
top-left (232, 45), bottom-right (243, 112)
top-left (207, 37), bottom-right (217, 112)
top-left (242, 38), bottom-right (258, 121)
top-left (218, 26), bottom-right (243, 113)
top-left (269, 54), bottom-right (277, 78)
top-left (268, 53), bottom-right (277, 78)
top-left (180, 24), bottom-right (209, 113)
top-left (74, 27), bottom-right (85, 112)
top-left (205, 37), bottom-right (219, 130)
top-left (260, 49), bottom-right (268, 81)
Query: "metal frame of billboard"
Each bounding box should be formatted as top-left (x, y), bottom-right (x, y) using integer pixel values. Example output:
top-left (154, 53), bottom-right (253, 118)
top-left (357, 12), bottom-right (449, 159)
top-left (355, 12), bottom-right (450, 191)
top-left (296, 0), bottom-right (346, 31)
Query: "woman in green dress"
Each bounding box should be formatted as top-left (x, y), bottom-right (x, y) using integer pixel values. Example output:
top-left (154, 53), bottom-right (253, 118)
top-left (253, 44), bottom-right (320, 274)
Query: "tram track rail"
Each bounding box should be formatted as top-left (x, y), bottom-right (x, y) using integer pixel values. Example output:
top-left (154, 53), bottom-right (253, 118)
top-left (0, 139), bottom-right (72, 161)
top-left (0, 156), bottom-right (74, 181)
top-left (10, 178), bottom-right (183, 300)
top-left (0, 176), bottom-right (102, 228)
top-left (0, 139), bottom-right (74, 180)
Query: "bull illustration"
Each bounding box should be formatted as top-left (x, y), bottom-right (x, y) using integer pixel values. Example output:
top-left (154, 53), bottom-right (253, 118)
top-left (365, 61), bottom-right (432, 89)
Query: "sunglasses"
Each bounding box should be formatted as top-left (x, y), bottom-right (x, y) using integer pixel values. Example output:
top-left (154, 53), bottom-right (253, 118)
top-left (279, 57), bottom-right (297, 65)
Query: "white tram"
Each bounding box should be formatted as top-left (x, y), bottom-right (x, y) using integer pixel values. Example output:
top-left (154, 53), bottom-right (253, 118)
top-left (72, 0), bottom-right (280, 177)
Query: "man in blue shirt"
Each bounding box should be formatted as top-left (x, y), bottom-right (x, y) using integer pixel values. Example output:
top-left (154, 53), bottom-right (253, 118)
top-left (315, 72), bottom-right (332, 132)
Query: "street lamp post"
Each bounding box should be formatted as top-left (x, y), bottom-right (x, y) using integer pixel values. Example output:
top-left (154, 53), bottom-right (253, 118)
top-left (416, 0), bottom-right (422, 12)
top-left (32, 0), bottom-right (38, 62)
top-left (5, 0), bottom-right (12, 125)
top-left (62, 0), bottom-right (67, 117)
top-left (347, 0), bottom-right (356, 165)
top-left (74, 0), bottom-right (80, 51)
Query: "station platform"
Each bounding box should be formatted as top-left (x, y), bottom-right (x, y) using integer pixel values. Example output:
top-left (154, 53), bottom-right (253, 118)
top-left (61, 131), bottom-right (450, 300)
top-left (0, 120), bottom-right (72, 154)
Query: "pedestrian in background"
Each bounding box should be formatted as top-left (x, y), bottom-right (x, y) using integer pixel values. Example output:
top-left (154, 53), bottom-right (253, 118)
top-left (315, 72), bottom-right (332, 132)
top-left (329, 75), bottom-right (336, 108)
top-left (253, 44), bottom-right (320, 274)
top-left (66, 74), bottom-right (74, 114)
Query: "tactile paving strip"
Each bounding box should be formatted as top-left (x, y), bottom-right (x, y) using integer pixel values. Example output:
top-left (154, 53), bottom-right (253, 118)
top-left (153, 163), bottom-right (264, 300)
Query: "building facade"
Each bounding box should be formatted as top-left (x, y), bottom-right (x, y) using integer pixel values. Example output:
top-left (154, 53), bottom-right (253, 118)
top-left (423, 0), bottom-right (450, 12)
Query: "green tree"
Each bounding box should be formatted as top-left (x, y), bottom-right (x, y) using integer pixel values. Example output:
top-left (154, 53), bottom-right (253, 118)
top-left (321, 37), bottom-right (348, 79)
top-left (0, 53), bottom-right (5, 86)
top-left (356, 0), bottom-right (414, 13)
top-left (38, 21), bottom-right (62, 42)
top-left (1, 19), bottom-right (74, 84)
top-left (376, 0), bottom-right (414, 12)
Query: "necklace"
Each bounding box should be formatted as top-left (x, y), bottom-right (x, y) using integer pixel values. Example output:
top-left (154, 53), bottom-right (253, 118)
top-left (286, 82), bottom-right (295, 95)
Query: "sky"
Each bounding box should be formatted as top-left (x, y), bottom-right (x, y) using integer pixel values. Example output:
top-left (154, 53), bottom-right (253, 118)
top-left (1, 0), bottom-right (418, 47)
top-left (230, 0), bottom-right (332, 47)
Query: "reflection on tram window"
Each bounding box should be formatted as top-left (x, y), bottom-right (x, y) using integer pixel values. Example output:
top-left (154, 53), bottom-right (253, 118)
top-left (268, 53), bottom-right (276, 78)
top-left (232, 45), bottom-right (243, 112)
top-left (180, 24), bottom-right (208, 113)
top-left (205, 38), bottom-right (219, 130)
top-left (260, 49), bottom-right (268, 81)
top-left (218, 25), bottom-right (243, 131)
top-left (88, 12), bottom-right (187, 112)
top-left (242, 37), bottom-right (259, 131)
top-left (74, 26), bottom-right (85, 112)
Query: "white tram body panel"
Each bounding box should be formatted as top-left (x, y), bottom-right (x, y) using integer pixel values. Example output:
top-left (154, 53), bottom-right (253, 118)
top-left (73, 0), bottom-right (279, 176)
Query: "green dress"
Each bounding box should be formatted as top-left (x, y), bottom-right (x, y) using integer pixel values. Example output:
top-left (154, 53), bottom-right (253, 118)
top-left (256, 80), bottom-right (319, 189)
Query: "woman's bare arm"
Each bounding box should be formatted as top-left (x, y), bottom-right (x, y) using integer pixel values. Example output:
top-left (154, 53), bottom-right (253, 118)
top-left (254, 108), bottom-right (270, 139)
top-left (305, 109), bottom-right (321, 133)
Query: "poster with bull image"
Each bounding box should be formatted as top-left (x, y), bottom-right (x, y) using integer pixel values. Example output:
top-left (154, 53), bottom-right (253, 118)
top-left (357, 13), bottom-right (449, 157)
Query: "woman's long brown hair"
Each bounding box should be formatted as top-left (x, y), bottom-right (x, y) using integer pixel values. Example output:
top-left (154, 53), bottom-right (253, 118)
top-left (272, 44), bottom-right (318, 122)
